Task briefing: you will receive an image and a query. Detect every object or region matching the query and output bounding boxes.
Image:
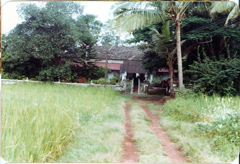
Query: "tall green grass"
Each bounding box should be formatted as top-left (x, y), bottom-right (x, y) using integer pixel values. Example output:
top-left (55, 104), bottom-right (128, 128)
top-left (161, 93), bottom-right (239, 162)
top-left (1, 83), bottom-right (120, 162)
top-left (57, 95), bottom-right (125, 162)
top-left (163, 93), bottom-right (239, 123)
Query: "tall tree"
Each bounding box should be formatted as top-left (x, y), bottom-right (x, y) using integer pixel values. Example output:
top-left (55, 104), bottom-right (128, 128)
top-left (100, 30), bottom-right (121, 46)
top-left (150, 21), bottom-right (178, 97)
top-left (2, 2), bottom-right (98, 80)
top-left (78, 14), bottom-right (103, 41)
top-left (110, 1), bottom-right (204, 89)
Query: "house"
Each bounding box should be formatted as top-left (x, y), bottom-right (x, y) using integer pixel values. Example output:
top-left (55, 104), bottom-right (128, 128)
top-left (94, 46), bottom-right (144, 79)
top-left (94, 46), bottom-right (178, 93)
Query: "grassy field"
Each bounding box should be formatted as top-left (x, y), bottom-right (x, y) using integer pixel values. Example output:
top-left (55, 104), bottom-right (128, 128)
top-left (2, 83), bottom-right (239, 163)
top-left (156, 94), bottom-right (239, 163)
top-left (1, 83), bottom-right (125, 162)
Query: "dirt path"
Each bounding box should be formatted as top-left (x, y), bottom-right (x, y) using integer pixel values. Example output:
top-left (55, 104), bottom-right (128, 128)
top-left (139, 102), bottom-right (188, 163)
top-left (122, 103), bottom-right (139, 163)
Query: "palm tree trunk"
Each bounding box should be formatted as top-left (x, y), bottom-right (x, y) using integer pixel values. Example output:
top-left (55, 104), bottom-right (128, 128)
top-left (176, 21), bottom-right (184, 89)
top-left (168, 59), bottom-right (175, 98)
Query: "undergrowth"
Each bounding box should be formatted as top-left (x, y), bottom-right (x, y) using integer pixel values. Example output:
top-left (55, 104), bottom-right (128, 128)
top-left (161, 93), bottom-right (239, 162)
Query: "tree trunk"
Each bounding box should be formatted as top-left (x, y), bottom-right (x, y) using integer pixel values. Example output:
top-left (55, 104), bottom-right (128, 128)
top-left (176, 21), bottom-right (184, 89)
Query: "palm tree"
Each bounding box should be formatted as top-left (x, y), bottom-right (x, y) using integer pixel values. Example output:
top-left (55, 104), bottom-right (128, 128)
top-left (210, 1), bottom-right (240, 25)
top-left (110, 1), bottom-right (192, 89)
top-left (163, 2), bottom-right (191, 89)
top-left (150, 20), bottom-right (177, 97)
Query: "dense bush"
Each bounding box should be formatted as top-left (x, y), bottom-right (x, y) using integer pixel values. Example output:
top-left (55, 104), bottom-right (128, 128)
top-left (91, 66), bottom-right (111, 80)
top-left (151, 76), bottom-right (163, 84)
top-left (1, 71), bottom-right (11, 79)
top-left (110, 77), bottom-right (119, 85)
top-left (97, 78), bottom-right (106, 84)
top-left (187, 49), bottom-right (240, 96)
top-left (38, 64), bottom-right (72, 82)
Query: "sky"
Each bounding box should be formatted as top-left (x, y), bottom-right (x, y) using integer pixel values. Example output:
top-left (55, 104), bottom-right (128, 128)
top-left (1, 1), bottom-right (116, 34)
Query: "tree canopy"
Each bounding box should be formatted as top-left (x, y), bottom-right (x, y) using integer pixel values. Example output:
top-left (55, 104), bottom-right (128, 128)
top-left (2, 2), bottom-right (103, 81)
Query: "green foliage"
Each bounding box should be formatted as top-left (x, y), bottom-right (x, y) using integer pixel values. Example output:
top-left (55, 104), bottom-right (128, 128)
top-left (38, 64), bottom-right (72, 82)
top-left (97, 78), bottom-right (106, 84)
top-left (174, 88), bottom-right (195, 98)
top-left (110, 77), bottom-right (119, 85)
top-left (141, 49), bottom-right (168, 73)
top-left (2, 2), bottom-right (99, 81)
top-left (163, 93), bottom-right (239, 155)
top-left (181, 17), bottom-right (240, 87)
top-left (151, 76), bottom-right (163, 84)
top-left (1, 71), bottom-right (26, 80)
top-left (163, 97), bottom-right (201, 123)
top-left (125, 22), bottom-right (162, 44)
top-left (187, 48), bottom-right (240, 96)
top-left (100, 30), bottom-right (122, 46)
top-left (196, 111), bottom-right (240, 147)
top-left (181, 16), bottom-right (240, 62)
top-left (1, 71), bottom-right (11, 79)
top-left (92, 66), bottom-right (111, 80)
top-left (78, 14), bottom-right (103, 40)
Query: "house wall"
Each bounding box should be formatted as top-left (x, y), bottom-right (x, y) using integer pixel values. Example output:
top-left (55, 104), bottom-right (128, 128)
top-left (108, 71), bottom-right (120, 80)
top-left (108, 72), bottom-right (114, 80)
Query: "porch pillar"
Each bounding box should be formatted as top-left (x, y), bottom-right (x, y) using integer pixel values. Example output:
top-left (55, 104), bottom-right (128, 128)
top-left (138, 78), bottom-right (140, 95)
top-left (149, 74), bottom-right (153, 84)
top-left (131, 79), bottom-right (134, 94)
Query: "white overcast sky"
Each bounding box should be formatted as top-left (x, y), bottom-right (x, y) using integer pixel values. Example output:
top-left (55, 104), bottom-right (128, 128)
top-left (1, 1), bottom-right (116, 34)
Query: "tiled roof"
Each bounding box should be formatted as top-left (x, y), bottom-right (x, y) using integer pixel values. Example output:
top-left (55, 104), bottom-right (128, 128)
top-left (95, 62), bottom-right (121, 71)
top-left (120, 60), bottom-right (148, 74)
top-left (95, 46), bottom-right (144, 60)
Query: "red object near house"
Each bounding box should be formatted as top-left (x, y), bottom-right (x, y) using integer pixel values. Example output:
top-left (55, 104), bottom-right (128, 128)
top-left (95, 62), bottom-right (121, 71)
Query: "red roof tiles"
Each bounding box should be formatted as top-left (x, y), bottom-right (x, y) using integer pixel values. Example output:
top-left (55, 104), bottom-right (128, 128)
top-left (95, 62), bottom-right (121, 71)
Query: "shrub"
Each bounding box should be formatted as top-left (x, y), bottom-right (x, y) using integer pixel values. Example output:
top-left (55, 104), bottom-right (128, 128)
top-left (77, 77), bottom-right (87, 83)
top-left (1, 71), bottom-right (10, 79)
top-left (38, 64), bottom-right (72, 82)
top-left (151, 76), bottom-right (163, 84)
top-left (196, 111), bottom-right (240, 146)
top-left (90, 66), bottom-right (111, 80)
top-left (5, 72), bottom-right (25, 80)
top-left (97, 78), bottom-right (106, 84)
top-left (92, 80), bottom-right (98, 84)
top-left (110, 77), bottom-right (119, 85)
top-left (187, 48), bottom-right (240, 96)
